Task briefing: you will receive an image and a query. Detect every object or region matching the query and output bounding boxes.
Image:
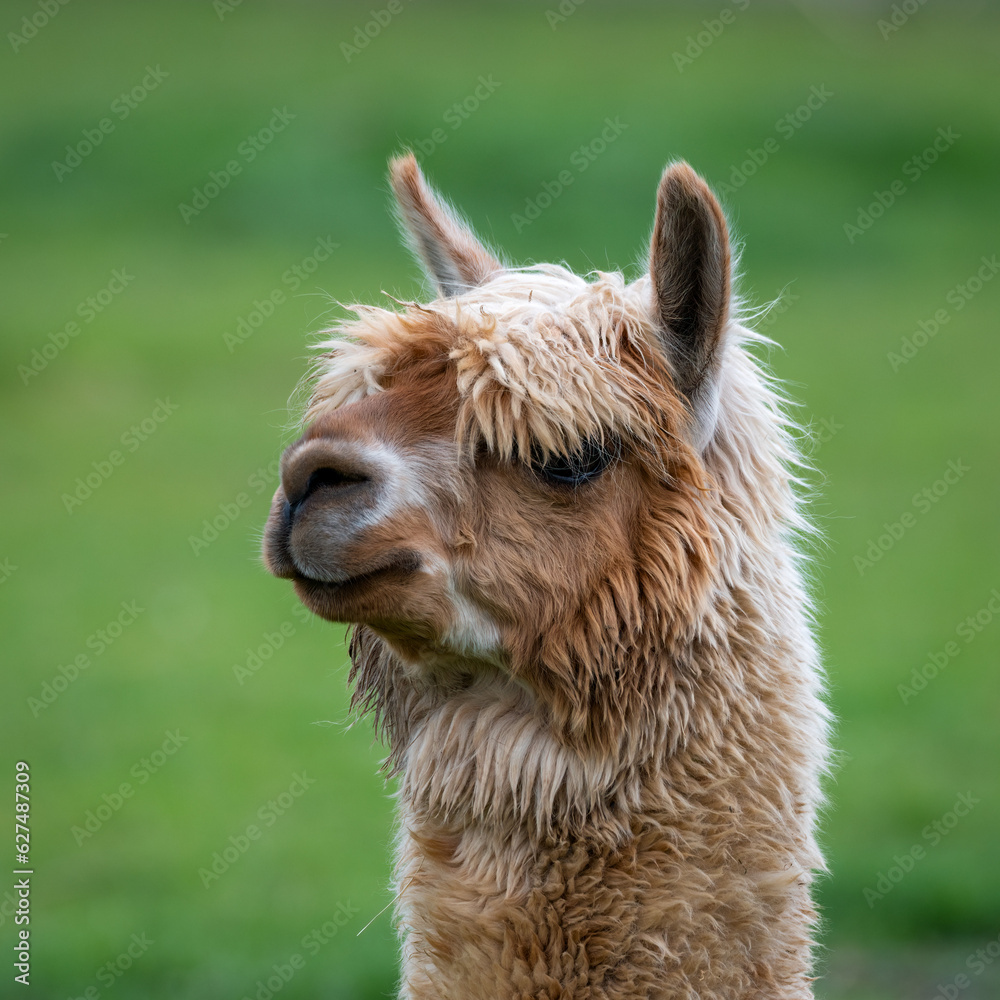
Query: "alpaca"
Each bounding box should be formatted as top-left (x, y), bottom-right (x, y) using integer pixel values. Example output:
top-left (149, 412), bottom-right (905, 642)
top-left (262, 154), bottom-right (829, 999)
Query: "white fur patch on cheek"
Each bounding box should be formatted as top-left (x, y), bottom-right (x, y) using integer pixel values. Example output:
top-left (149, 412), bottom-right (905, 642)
top-left (445, 592), bottom-right (504, 661)
top-left (420, 553), bottom-right (505, 663)
top-left (357, 440), bottom-right (431, 529)
top-left (365, 436), bottom-right (466, 525)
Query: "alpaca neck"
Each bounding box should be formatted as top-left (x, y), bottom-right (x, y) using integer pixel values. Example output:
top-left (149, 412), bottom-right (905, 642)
top-left (397, 671), bottom-right (645, 842)
top-left (392, 635), bottom-right (823, 999)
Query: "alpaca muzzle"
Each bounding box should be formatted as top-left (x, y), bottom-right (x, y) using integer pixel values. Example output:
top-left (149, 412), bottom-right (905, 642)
top-left (264, 436), bottom-right (387, 581)
top-left (262, 432), bottom-right (438, 631)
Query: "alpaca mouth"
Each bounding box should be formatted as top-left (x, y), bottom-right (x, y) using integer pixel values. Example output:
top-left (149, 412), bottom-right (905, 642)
top-left (295, 559), bottom-right (416, 593)
top-left (290, 555), bottom-right (422, 622)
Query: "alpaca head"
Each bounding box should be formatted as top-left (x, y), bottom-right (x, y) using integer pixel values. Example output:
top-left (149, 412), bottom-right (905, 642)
top-left (263, 154), bottom-right (739, 763)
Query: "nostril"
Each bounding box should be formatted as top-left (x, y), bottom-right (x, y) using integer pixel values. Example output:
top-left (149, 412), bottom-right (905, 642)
top-left (287, 466), bottom-right (369, 512)
top-left (281, 439), bottom-right (378, 511)
top-left (304, 466), bottom-right (368, 497)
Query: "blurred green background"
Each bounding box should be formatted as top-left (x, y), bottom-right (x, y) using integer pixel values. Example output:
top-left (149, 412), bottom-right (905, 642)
top-left (2, 1), bottom-right (998, 997)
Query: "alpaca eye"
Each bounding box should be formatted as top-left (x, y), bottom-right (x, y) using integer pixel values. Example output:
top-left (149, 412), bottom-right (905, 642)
top-left (531, 436), bottom-right (619, 486)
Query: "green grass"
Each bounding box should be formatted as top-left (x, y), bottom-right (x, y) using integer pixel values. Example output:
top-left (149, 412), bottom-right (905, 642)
top-left (2, 2), bottom-right (999, 997)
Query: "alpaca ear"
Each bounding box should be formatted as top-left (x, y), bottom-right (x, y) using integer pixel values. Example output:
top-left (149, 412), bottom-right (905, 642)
top-left (389, 153), bottom-right (503, 297)
top-left (649, 161), bottom-right (732, 451)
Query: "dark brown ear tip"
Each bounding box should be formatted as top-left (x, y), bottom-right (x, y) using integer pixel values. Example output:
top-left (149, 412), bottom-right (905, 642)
top-left (657, 163), bottom-right (729, 248)
top-left (658, 161), bottom-right (716, 209)
top-left (660, 159), bottom-right (695, 181)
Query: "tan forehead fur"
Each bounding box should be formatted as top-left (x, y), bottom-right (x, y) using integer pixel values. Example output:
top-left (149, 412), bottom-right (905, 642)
top-left (306, 264), bottom-right (692, 465)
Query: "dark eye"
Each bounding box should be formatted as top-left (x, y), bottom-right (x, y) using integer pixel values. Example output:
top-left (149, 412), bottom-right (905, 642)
top-left (531, 436), bottom-right (620, 486)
